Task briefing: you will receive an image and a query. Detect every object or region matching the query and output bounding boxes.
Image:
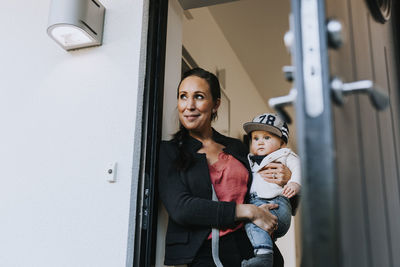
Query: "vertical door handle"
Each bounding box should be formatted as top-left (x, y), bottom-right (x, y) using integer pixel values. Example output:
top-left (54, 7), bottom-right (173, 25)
top-left (268, 88), bottom-right (297, 123)
top-left (330, 77), bottom-right (389, 110)
top-left (327, 19), bottom-right (344, 49)
top-left (282, 65), bottom-right (295, 82)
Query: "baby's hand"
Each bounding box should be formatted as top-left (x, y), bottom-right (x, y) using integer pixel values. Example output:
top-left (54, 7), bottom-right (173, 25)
top-left (282, 182), bottom-right (301, 198)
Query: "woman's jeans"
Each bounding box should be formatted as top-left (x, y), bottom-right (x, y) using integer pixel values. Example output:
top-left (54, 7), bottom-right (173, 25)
top-left (245, 193), bottom-right (292, 255)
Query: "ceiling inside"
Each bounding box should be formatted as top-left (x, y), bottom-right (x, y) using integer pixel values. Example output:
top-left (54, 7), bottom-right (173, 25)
top-left (207, 0), bottom-right (292, 104)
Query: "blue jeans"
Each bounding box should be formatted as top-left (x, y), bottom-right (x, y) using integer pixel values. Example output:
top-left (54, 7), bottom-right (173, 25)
top-left (245, 193), bottom-right (292, 255)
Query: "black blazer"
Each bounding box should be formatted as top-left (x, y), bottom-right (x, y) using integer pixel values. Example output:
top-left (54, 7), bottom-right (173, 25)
top-left (158, 130), bottom-right (252, 265)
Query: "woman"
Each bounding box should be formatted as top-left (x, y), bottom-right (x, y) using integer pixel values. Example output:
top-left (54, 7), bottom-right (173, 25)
top-left (158, 68), bottom-right (291, 266)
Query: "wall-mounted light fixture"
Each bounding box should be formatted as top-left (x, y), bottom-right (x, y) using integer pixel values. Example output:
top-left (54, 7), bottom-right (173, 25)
top-left (47, 0), bottom-right (105, 51)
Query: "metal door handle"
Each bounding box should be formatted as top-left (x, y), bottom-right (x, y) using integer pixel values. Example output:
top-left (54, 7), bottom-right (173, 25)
top-left (268, 88), bottom-right (297, 123)
top-left (331, 77), bottom-right (389, 110)
top-left (327, 19), bottom-right (344, 49)
top-left (282, 66), bottom-right (295, 82)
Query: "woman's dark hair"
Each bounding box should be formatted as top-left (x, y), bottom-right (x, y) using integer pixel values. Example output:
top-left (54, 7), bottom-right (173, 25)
top-left (173, 67), bottom-right (221, 170)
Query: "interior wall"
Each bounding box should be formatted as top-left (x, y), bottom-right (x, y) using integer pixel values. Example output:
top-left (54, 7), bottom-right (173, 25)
top-left (0, 1), bottom-right (147, 266)
top-left (182, 8), bottom-right (271, 140)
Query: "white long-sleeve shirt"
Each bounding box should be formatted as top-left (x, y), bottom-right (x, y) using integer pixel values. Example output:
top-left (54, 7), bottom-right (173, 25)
top-left (248, 148), bottom-right (301, 199)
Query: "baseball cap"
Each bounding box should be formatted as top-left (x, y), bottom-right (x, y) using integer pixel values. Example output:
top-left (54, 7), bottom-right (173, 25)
top-left (243, 113), bottom-right (289, 143)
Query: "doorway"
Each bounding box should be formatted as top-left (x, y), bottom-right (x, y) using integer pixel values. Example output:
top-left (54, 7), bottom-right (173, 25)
top-left (157, 0), bottom-right (300, 266)
top-left (134, 0), bottom-right (400, 266)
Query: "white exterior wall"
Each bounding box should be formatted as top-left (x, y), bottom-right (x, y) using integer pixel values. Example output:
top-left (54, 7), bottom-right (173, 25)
top-left (0, 1), bottom-right (147, 266)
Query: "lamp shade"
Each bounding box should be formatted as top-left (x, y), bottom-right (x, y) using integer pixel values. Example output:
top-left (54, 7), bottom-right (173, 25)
top-left (47, 0), bottom-right (105, 51)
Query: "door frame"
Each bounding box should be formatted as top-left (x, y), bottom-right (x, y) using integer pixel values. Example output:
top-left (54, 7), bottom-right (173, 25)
top-left (132, 0), bottom-right (169, 266)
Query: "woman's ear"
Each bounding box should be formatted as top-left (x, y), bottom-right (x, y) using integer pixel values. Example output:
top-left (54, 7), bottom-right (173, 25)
top-left (213, 98), bottom-right (221, 113)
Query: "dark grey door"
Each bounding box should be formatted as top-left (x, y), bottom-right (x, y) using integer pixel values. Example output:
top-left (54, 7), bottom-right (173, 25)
top-left (327, 0), bottom-right (400, 266)
top-left (290, 0), bottom-right (400, 266)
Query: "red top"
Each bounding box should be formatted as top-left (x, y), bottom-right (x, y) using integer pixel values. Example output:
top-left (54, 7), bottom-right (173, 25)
top-left (208, 152), bottom-right (249, 238)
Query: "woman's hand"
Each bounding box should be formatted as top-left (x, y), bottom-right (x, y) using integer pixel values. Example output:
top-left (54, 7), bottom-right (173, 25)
top-left (258, 162), bottom-right (291, 187)
top-left (253, 204), bottom-right (279, 235)
top-left (235, 203), bottom-right (279, 235)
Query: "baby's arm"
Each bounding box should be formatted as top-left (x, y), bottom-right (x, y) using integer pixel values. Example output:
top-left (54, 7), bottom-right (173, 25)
top-left (282, 182), bottom-right (300, 198)
top-left (282, 152), bottom-right (301, 198)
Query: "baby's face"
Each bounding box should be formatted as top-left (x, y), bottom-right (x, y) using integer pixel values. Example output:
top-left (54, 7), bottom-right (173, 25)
top-left (250, 130), bottom-right (283, 156)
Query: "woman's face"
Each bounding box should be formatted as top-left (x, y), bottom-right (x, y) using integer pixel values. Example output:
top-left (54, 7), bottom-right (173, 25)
top-left (177, 76), bottom-right (220, 134)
